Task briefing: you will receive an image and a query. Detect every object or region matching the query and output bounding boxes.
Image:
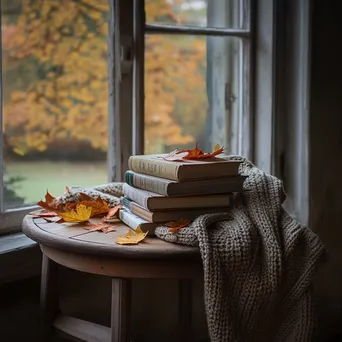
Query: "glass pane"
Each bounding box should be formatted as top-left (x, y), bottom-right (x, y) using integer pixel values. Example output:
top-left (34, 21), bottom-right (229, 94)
top-left (1, 0), bottom-right (109, 209)
top-left (144, 34), bottom-right (241, 155)
top-left (146, 0), bottom-right (242, 29)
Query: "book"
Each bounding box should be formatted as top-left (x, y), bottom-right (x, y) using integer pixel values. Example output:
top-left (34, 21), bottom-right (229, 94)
top-left (128, 154), bottom-right (242, 181)
top-left (119, 208), bottom-right (159, 235)
top-left (125, 170), bottom-right (247, 196)
top-left (122, 183), bottom-right (232, 211)
top-left (123, 199), bottom-right (229, 223)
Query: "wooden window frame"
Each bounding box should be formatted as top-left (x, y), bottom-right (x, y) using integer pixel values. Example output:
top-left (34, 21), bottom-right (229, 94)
top-left (0, 0), bottom-right (311, 235)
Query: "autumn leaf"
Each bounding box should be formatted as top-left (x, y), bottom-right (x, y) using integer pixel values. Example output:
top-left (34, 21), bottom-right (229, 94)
top-left (37, 191), bottom-right (63, 212)
top-left (163, 144), bottom-right (225, 162)
top-left (115, 227), bottom-right (148, 245)
top-left (78, 194), bottom-right (110, 217)
top-left (84, 222), bottom-right (115, 233)
top-left (29, 209), bottom-right (59, 218)
top-left (103, 205), bottom-right (122, 222)
top-left (58, 204), bottom-right (92, 223)
top-left (165, 219), bottom-right (191, 233)
top-left (162, 149), bottom-right (189, 162)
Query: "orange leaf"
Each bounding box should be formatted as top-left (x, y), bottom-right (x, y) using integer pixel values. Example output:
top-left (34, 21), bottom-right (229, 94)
top-left (165, 219), bottom-right (191, 233)
top-left (103, 205), bottom-right (122, 222)
top-left (162, 149), bottom-right (189, 161)
top-left (29, 209), bottom-right (59, 218)
top-left (163, 144), bottom-right (225, 162)
top-left (85, 222), bottom-right (115, 233)
top-left (37, 191), bottom-right (63, 212)
top-left (78, 195), bottom-right (110, 217)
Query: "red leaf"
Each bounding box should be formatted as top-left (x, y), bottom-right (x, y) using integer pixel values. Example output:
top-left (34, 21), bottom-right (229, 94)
top-left (165, 219), bottom-right (191, 233)
top-left (103, 205), bottom-right (122, 222)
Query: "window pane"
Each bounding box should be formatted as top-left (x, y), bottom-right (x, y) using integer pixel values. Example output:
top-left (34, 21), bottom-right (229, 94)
top-left (1, 0), bottom-right (109, 209)
top-left (144, 34), bottom-right (241, 155)
top-left (146, 0), bottom-right (242, 29)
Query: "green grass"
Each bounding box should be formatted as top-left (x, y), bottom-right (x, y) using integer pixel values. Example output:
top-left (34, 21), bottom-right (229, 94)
top-left (5, 161), bottom-right (108, 207)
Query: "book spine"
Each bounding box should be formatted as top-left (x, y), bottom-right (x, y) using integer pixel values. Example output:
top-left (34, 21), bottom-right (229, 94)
top-left (122, 183), bottom-right (149, 209)
top-left (128, 156), bottom-right (179, 180)
top-left (125, 171), bottom-right (169, 196)
top-left (119, 209), bottom-right (145, 230)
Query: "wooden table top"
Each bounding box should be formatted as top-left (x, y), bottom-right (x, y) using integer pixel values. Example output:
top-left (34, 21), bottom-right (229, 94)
top-left (22, 215), bottom-right (200, 261)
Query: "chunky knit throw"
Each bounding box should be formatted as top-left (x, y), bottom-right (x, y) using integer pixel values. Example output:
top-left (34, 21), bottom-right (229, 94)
top-left (59, 157), bottom-right (325, 342)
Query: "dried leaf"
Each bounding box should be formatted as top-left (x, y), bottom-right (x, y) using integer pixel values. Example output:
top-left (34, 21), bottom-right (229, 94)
top-left (103, 205), bottom-right (122, 222)
top-left (43, 216), bottom-right (61, 223)
top-left (29, 209), bottom-right (59, 218)
top-left (183, 143), bottom-right (203, 159)
top-left (162, 149), bottom-right (189, 161)
top-left (85, 222), bottom-right (112, 232)
top-left (115, 227), bottom-right (148, 245)
top-left (79, 195), bottom-right (110, 217)
top-left (162, 143), bottom-right (225, 162)
top-left (58, 204), bottom-right (92, 223)
top-left (165, 219), bottom-right (191, 233)
top-left (37, 191), bottom-right (63, 212)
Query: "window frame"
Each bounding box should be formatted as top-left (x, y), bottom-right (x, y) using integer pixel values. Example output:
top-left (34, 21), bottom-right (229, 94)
top-left (0, 0), bottom-right (311, 234)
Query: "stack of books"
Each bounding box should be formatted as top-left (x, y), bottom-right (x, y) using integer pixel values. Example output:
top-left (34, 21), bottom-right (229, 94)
top-left (119, 153), bottom-right (247, 234)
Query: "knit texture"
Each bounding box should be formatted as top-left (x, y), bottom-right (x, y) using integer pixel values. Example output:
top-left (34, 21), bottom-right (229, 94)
top-left (58, 182), bottom-right (123, 206)
top-left (58, 157), bottom-right (325, 341)
top-left (155, 156), bottom-right (325, 341)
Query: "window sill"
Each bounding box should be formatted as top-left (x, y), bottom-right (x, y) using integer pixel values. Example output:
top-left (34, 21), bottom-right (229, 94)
top-left (0, 231), bottom-right (42, 284)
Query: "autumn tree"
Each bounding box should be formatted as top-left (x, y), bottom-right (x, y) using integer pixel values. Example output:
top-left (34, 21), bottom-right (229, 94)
top-left (3, 0), bottom-right (206, 155)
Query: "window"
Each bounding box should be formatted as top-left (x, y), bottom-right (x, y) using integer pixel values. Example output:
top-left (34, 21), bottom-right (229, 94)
top-left (0, 0), bottom-right (252, 233)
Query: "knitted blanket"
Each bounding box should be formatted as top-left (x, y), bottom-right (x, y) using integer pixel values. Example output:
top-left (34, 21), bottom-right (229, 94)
top-left (59, 157), bottom-right (325, 341)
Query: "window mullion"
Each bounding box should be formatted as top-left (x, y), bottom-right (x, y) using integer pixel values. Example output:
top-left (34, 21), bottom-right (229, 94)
top-left (132, 0), bottom-right (145, 156)
top-left (108, 0), bottom-right (134, 182)
top-left (240, 0), bottom-right (254, 160)
top-left (0, 1), bottom-right (4, 213)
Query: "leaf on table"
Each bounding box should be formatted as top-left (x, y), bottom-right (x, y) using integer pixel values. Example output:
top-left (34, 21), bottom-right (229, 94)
top-left (29, 209), bottom-right (59, 218)
top-left (42, 216), bottom-right (61, 223)
top-left (103, 205), bottom-right (122, 222)
top-left (85, 222), bottom-right (115, 233)
top-left (165, 218), bottom-right (191, 233)
top-left (37, 191), bottom-right (63, 212)
top-left (58, 204), bottom-right (92, 223)
top-left (115, 226), bottom-right (148, 245)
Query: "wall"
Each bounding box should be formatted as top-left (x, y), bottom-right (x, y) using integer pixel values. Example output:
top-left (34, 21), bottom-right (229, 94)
top-left (309, 1), bottom-right (342, 340)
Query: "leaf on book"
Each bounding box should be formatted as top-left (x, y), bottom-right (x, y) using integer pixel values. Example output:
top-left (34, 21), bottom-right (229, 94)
top-left (85, 222), bottom-right (115, 233)
top-left (103, 205), bottom-right (122, 222)
top-left (162, 143), bottom-right (225, 162)
top-left (162, 149), bottom-right (189, 161)
top-left (58, 204), bottom-right (92, 223)
top-left (115, 226), bottom-right (148, 245)
top-left (165, 219), bottom-right (191, 233)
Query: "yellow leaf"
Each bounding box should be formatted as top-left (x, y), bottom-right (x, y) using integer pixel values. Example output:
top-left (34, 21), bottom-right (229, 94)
top-left (59, 204), bottom-right (92, 223)
top-left (115, 227), bottom-right (148, 245)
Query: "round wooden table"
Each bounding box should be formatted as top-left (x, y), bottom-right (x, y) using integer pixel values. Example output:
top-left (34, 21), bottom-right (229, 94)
top-left (22, 215), bottom-right (202, 342)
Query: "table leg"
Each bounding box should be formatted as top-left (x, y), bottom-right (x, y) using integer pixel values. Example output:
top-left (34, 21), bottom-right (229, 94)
top-left (179, 279), bottom-right (194, 342)
top-left (111, 278), bottom-right (131, 342)
top-left (40, 254), bottom-right (59, 342)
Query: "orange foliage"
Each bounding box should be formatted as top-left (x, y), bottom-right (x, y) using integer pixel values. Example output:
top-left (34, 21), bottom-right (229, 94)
top-left (3, 0), bottom-right (206, 155)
